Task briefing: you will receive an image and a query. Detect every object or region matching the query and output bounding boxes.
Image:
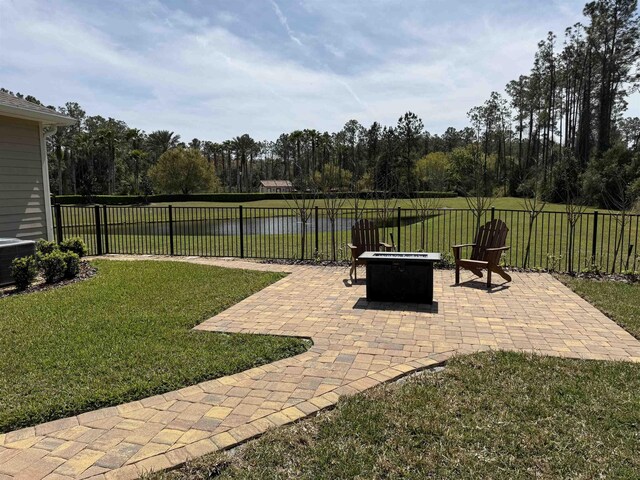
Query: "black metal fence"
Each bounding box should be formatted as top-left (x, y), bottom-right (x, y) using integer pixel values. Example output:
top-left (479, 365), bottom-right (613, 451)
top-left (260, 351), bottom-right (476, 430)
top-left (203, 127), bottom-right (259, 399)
top-left (53, 204), bottom-right (640, 274)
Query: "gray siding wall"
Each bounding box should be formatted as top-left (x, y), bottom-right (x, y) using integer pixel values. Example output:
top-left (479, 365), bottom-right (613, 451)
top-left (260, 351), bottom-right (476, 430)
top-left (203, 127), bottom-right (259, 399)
top-left (0, 115), bottom-right (49, 240)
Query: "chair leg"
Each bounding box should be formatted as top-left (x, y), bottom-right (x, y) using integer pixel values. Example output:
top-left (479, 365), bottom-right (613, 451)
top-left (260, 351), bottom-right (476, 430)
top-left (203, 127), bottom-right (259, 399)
top-left (354, 263), bottom-right (358, 281)
top-left (350, 261), bottom-right (355, 281)
top-left (455, 264), bottom-right (460, 285)
top-left (487, 268), bottom-right (492, 288)
top-left (493, 265), bottom-right (512, 283)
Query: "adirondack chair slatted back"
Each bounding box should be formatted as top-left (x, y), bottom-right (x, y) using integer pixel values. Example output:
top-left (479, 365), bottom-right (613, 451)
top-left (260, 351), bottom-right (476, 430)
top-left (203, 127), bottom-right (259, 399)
top-left (352, 219), bottom-right (380, 257)
top-left (471, 219), bottom-right (508, 264)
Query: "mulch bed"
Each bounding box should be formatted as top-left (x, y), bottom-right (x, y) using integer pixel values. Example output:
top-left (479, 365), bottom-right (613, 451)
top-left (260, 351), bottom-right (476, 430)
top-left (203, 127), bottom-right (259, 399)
top-left (261, 258), bottom-right (351, 267)
top-left (0, 261), bottom-right (97, 299)
top-left (560, 271), bottom-right (640, 283)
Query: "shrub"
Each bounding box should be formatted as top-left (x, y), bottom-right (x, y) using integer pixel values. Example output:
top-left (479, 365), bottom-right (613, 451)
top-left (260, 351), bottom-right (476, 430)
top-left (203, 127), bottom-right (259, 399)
top-left (10, 256), bottom-right (38, 291)
top-left (35, 239), bottom-right (58, 255)
top-left (436, 251), bottom-right (456, 269)
top-left (62, 252), bottom-right (81, 279)
top-left (39, 250), bottom-right (67, 284)
top-left (59, 237), bottom-right (87, 258)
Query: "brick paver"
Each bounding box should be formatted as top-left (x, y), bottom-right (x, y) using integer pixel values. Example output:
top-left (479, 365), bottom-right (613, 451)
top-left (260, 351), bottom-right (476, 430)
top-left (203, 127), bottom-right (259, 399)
top-left (1, 255), bottom-right (639, 479)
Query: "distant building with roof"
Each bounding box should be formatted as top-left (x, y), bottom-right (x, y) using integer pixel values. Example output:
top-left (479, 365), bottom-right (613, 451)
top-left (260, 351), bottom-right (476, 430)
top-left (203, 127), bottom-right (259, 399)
top-left (259, 180), bottom-right (294, 193)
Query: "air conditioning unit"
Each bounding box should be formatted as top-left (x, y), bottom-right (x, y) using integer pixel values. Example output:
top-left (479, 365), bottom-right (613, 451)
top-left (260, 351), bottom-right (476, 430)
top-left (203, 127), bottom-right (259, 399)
top-left (0, 238), bottom-right (36, 286)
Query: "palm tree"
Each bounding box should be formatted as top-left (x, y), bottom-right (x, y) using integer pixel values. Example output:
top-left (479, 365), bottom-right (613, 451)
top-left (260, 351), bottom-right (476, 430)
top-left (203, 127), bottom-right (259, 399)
top-left (189, 138), bottom-right (202, 151)
top-left (232, 134), bottom-right (256, 192)
top-left (146, 130), bottom-right (180, 162)
top-left (221, 140), bottom-right (234, 190)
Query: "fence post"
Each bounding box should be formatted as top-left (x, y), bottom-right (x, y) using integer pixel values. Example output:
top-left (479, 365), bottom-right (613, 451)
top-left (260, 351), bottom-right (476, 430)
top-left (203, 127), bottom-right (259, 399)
top-left (397, 207), bottom-right (402, 252)
top-left (591, 210), bottom-right (598, 265)
top-left (54, 203), bottom-right (63, 244)
top-left (491, 206), bottom-right (495, 222)
top-left (239, 205), bottom-right (244, 258)
top-left (102, 205), bottom-right (109, 254)
top-left (94, 205), bottom-right (103, 256)
top-left (314, 206), bottom-right (319, 254)
top-left (168, 205), bottom-right (174, 256)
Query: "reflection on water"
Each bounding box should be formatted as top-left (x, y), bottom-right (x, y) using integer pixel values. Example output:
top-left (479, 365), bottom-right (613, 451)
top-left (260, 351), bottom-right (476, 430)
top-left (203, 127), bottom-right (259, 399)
top-left (65, 214), bottom-right (425, 237)
top-left (70, 215), bottom-right (359, 236)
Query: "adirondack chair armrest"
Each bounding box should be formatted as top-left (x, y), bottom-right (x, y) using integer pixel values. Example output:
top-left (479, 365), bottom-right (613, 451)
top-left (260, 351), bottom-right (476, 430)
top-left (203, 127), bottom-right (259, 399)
top-left (347, 243), bottom-right (358, 252)
top-left (379, 242), bottom-right (393, 251)
top-left (452, 243), bottom-right (476, 249)
top-left (452, 243), bottom-right (476, 261)
top-left (485, 246), bottom-right (510, 252)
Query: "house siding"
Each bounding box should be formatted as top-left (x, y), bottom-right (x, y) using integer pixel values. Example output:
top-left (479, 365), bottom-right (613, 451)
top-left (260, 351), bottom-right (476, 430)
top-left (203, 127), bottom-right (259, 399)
top-left (0, 115), bottom-right (49, 240)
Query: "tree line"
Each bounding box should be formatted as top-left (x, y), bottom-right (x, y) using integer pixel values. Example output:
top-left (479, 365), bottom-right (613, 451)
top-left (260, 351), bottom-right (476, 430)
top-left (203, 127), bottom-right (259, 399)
top-left (2, 0), bottom-right (639, 208)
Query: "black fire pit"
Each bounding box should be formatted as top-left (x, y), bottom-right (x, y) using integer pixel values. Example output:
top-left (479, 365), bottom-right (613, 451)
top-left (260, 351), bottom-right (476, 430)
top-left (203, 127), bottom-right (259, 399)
top-left (359, 252), bottom-right (441, 303)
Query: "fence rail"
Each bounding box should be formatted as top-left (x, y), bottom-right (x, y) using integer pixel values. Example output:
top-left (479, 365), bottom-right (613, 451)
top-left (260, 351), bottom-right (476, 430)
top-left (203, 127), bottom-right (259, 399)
top-left (52, 204), bottom-right (640, 274)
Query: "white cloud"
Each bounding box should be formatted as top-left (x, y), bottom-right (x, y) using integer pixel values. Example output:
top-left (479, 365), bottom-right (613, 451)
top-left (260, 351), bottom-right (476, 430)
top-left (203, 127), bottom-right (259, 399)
top-left (269, 0), bottom-right (304, 47)
top-left (2, 0), bottom-right (633, 144)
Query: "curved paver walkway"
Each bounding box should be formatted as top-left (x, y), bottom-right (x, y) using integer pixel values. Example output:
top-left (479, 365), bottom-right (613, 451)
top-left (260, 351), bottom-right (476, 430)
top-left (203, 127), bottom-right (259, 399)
top-left (1, 255), bottom-right (639, 480)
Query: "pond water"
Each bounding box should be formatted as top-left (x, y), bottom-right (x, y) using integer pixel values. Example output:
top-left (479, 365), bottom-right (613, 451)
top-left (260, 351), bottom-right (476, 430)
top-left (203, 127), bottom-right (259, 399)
top-left (169, 215), bottom-right (359, 236)
top-left (66, 214), bottom-right (425, 237)
top-left (66, 215), bottom-right (357, 236)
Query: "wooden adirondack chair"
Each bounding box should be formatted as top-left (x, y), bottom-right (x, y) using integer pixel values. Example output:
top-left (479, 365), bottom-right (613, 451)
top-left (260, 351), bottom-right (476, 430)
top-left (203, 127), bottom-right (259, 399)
top-left (348, 219), bottom-right (393, 281)
top-left (452, 218), bottom-right (512, 288)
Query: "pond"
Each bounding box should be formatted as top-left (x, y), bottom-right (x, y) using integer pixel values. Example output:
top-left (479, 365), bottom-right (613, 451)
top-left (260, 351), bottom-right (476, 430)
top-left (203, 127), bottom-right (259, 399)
top-left (64, 214), bottom-right (427, 237)
top-left (64, 215), bottom-right (355, 236)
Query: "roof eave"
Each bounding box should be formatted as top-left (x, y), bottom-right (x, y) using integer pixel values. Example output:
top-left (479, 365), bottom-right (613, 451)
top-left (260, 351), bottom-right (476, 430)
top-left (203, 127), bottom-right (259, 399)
top-left (0, 103), bottom-right (76, 126)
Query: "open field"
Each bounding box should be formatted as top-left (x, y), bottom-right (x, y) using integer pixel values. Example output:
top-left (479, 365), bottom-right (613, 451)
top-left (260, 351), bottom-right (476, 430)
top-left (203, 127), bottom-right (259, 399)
top-left (57, 197), bottom-right (605, 228)
top-left (147, 350), bottom-right (640, 480)
top-left (0, 260), bottom-right (307, 433)
top-left (56, 201), bottom-right (640, 273)
top-left (148, 196), bottom-right (584, 211)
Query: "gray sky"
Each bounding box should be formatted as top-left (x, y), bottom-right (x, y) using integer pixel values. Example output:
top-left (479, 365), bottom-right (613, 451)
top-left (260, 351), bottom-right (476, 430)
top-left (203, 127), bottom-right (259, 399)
top-left (1, 0), bottom-right (638, 141)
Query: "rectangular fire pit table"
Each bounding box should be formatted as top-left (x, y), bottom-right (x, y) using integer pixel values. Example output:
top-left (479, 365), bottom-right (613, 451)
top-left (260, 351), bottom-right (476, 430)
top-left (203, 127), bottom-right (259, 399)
top-left (359, 252), bottom-right (441, 303)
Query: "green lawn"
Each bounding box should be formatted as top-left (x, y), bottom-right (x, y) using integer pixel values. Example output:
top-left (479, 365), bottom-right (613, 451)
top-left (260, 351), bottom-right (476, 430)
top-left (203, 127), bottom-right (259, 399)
top-left (61, 209), bottom-right (638, 274)
top-left (148, 279), bottom-right (640, 480)
top-left (147, 196), bottom-right (596, 211)
top-left (560, 277), bottom-right (640, 338)
top-left (56, 197), bottom-right (639, 273)
top-left (149, 352), bottom-right (640, 480)
top-left (0, 260), bottom-right (308, 433)
top-left (59, 197), bottom-right (592, 228)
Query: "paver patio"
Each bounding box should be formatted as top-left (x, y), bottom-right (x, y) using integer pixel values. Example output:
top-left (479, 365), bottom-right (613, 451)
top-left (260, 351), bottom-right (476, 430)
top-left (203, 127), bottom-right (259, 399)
top-left (1, 255), bottom-right (640, 480)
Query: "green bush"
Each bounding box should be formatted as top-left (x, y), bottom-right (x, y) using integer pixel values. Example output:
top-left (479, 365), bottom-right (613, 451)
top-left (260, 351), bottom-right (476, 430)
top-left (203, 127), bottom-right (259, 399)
top-left (59, 237), bottom-right (87, 258)
top-left (35, 239), bottom-right (58, 255)
top-left (10, 256), bottom-right (38, 291)
top-left (62, 252), bottom-right (81, 279)
top-left (436, 251), bottom-right (456, 269)
top-left (39, 250), bottom-right (67, 284)
top-left (52, 194), bottom-right (146, 205)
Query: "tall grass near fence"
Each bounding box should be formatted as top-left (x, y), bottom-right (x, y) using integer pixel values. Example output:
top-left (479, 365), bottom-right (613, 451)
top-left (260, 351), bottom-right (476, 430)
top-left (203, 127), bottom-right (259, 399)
top-left (53, 205), bottom-right (640, 274)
